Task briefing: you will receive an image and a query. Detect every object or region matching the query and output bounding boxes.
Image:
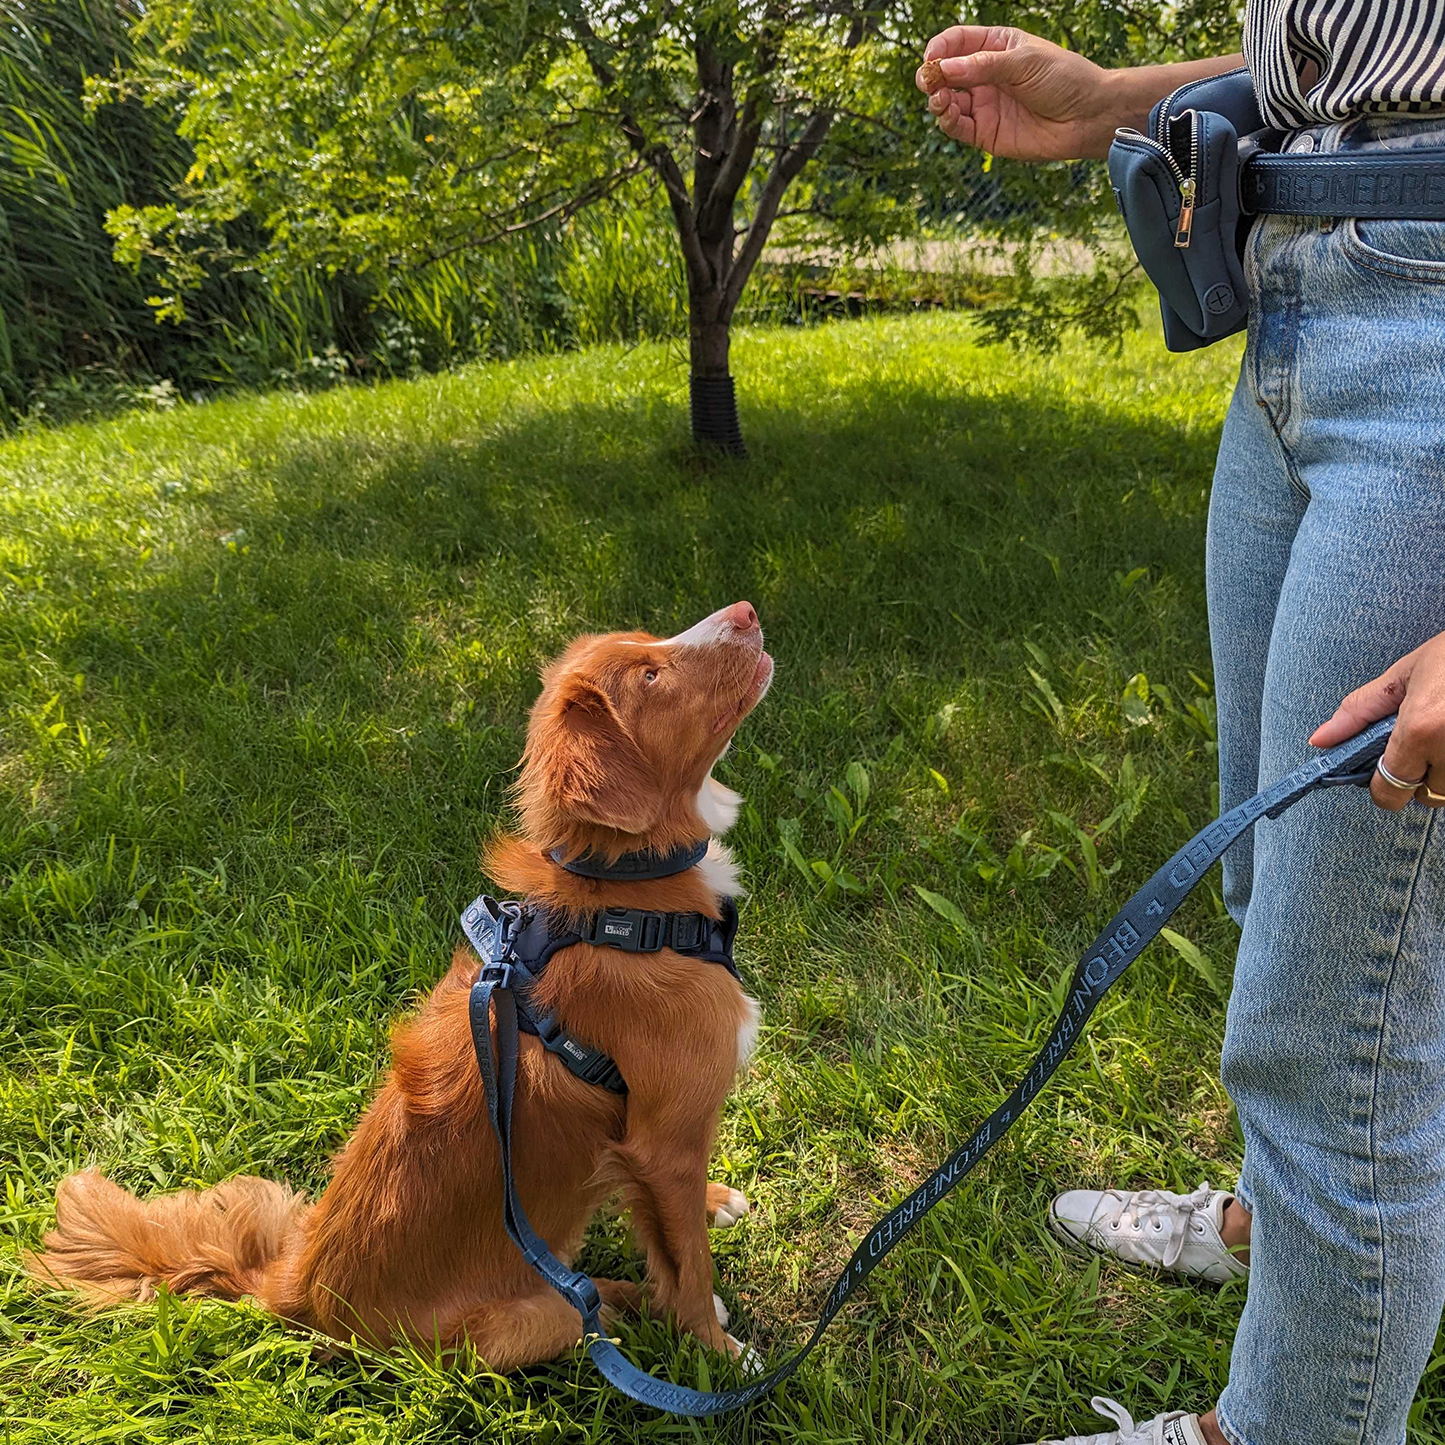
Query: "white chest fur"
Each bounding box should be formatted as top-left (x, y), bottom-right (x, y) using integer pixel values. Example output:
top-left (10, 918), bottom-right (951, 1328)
top-left (735, 994), bottom-right (761, 1075)
top-left (695, 770), bottom-right (758, 1076)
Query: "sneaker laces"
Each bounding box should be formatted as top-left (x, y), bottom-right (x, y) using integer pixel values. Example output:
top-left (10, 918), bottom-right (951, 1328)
top-left (1085, 1398), bottom-right (1199, 1444)
top-left (1090, 1397), bottom-right (1137, 1434)
top-left (1112, 1181), bottom-right (1217, 1270)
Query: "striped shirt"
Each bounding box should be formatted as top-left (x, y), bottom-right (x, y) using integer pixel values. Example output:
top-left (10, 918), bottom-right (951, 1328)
top-left (1245, 0), bottom-right (1445, 128)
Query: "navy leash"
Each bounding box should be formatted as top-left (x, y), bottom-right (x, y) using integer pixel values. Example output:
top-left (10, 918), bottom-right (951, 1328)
top-left (466, 715), bottom-right (1396, 1417)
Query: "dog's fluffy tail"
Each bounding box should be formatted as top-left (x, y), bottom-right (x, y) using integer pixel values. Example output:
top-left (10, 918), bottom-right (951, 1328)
top-left (27, 1168), bottom-right (306, 1307)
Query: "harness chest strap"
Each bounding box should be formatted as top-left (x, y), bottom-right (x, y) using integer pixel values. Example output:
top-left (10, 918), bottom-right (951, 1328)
top-left (460, 896), bottom-right (740, 1096)
top-left (465, 714), bottom-right (1396, 1418)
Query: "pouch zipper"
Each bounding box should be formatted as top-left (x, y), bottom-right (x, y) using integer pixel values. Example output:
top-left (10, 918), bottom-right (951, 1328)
top-left (1153, 82), bottom-right (1203, 249)
top-left (1116, 101), bottom-right (1200, 249)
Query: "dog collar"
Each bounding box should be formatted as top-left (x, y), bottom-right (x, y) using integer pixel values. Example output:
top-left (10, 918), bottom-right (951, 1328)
top-left (548, 839), bottom-right (708, 881)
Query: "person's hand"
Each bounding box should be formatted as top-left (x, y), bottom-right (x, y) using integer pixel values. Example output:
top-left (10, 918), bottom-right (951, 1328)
top-left (916, 25), bottom-right (1115, 161)
top-left (1310, 631), bottom-right (1445, 811)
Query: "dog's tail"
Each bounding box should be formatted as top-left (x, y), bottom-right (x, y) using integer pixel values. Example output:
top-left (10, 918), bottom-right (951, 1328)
top-left (27, 1168), bottom-right (306, 1307)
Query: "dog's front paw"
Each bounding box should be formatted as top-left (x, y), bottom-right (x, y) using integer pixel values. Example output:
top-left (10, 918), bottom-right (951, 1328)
top-left (706, 1182), bottom-right (750, 1229)
top-left (712, 1292), bottom-right (730, 1329)
top-left (726, 1335), bottom-right (763, 1375)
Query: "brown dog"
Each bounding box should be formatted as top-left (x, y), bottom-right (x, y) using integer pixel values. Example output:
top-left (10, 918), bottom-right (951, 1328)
top-left (30, 601), bottom-right (773, 1370)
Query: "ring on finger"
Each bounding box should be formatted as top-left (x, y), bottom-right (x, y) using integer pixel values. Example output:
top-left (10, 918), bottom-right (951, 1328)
top-left (1376, 759), bottom-right (1428, 792)
top-left (1423, 781), bottom-right (1445, 804)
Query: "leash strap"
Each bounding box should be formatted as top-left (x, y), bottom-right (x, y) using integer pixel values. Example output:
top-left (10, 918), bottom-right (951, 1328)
top-left (468, 716), bottom-right (1395, 1416)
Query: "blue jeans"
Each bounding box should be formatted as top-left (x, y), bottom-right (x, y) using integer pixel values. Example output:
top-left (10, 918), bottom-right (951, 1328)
top-left (1208, 115), bottom-right (1445, 1445)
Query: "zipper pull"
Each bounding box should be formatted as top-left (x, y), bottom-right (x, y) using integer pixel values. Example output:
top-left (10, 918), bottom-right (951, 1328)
top-left (1174, 176), bottom-right (1196, 248)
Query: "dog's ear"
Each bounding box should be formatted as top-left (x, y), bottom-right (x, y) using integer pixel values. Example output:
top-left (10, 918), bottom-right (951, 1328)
top-left (540, 678), bottom-right (659, 836)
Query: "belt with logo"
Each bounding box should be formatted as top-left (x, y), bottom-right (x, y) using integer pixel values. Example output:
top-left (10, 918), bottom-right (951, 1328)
top-left (1243, 150), bottom-right (1445, 217)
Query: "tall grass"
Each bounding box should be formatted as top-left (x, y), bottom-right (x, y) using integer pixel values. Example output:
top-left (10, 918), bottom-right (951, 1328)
top-left (0, 0), bottom-right (380, 426)
top-left (0, 0), bottom-right (173, 421)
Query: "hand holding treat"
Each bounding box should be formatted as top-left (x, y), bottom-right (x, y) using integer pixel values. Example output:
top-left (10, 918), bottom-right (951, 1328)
top-left (917, 24), bottom-right (1242, 163)
top-left (916, 25), bottom-right (1115, 160)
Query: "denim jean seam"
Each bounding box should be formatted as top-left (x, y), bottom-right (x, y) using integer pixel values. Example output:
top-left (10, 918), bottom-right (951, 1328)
top-left (1250, 386), bottom-right (1313, 503)
top-left (1357, 806), bottom-right (1441, 1441)
top-left (1270, 274), bottom-right (1310, 501)
top-left (1278, 281), bottom-right (1303, 443)
top-left (1349, 947), bottom-right (1395, 1440)
top-left (1339, 219), bottom-right (1445, 285)
top-left (1234, 1172), bottom-right (1254, 1213)
top-left (1246, 237), bottom-right (1304, 461)
top-left (1217, 1398), bottom-right (1252, 1445)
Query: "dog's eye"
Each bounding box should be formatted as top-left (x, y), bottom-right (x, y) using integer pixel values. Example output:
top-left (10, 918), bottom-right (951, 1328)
top-left (643, 669), bottom-right (658, 684)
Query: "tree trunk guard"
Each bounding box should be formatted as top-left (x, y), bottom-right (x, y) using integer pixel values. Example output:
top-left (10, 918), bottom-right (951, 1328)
top-left (689, 374), bottom-right (746, 456)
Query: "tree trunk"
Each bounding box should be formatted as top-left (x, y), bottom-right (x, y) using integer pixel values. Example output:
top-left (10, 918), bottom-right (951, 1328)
top-left (688, 296), bottom-right (745, 457)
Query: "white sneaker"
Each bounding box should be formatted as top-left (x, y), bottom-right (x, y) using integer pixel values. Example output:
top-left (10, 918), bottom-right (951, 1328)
top-left (1034, 1396), bottom-right (1209, 1445)
top-left (1046, 1180), bottom-right (1247, 1285)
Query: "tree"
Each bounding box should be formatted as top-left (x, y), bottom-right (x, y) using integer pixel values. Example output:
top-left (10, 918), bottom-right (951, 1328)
top-left (100, 2), bottom-right (907, 453)
top-left (100, 2), bottom-right (1239, 452)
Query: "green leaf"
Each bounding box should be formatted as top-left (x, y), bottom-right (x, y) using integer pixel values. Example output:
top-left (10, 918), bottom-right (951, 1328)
top-left (928, 703), bottom-right (958, 739)
top-left (913, 885), bottom-right (969, 933)
top-left (824, 786), bottom-right (853, 832)
top-left (779, 831), bottom-right (816, 889)
top-left (1121, 671), bottom-right (1152, 727)
top-left (1161, 927), bottom-right (1226, 1000)
top-left (1022, 639), bottom-right (1052, 672)
top-left (1026, 666), bottom-right (1065, 726)
top-left (844, 760), bottom-right (870, 812)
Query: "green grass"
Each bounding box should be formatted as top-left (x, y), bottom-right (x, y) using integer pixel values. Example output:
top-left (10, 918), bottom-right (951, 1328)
top-left (5, 313), bottom-right (1441, 1444)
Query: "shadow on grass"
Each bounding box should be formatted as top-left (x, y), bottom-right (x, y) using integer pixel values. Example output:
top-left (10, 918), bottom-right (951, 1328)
top-left (46, 378), bottom-right (1216, 659)
top-left (5, 368), bottom-right (1223, 906)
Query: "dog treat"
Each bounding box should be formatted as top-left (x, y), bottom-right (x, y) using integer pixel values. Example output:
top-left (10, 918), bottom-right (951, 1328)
top-left (921, 58), bottom-right (946, 92)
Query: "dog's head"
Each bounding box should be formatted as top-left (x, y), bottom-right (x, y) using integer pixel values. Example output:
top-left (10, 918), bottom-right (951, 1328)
top-left (516, 602), bottom-right (773, 861)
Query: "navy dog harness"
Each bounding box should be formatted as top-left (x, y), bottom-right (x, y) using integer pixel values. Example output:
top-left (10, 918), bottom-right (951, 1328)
top-left (460, 861), bottom-right (739, 1097)
top-left (465, 717), bottom-right (1396, 1417)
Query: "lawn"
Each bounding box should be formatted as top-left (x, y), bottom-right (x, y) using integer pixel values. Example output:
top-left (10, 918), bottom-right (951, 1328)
top-left (5, 313), bottom-right (1435, 1444)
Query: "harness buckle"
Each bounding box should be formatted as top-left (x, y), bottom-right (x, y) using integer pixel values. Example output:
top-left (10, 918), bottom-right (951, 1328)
top-left (671, 912), bottom-right (704, 952)
top-left (575, 1050), bottom-right (625, 1090)
top-left (587, 907), bottom-right (661, 953)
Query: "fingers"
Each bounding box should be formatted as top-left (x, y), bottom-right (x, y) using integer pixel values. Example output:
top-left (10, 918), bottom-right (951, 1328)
top-left (1308, 655), bottom-right (1415, 749)
top-left (1416, 766), bottom-right (1445, 809)
top-left (927, 83), bottom-right (972, 119)
top-left (937, 46), bottom-right (1025, 92)
top-left (928, 88), bottom-right (976, 146)
top-left (1310, 634), bottom-right (1445, 813)
top-left (1372, 725), bottom-right (1430, 811)
top-left (917, 24), bottom-right (1015, 94)
top-left (922, 24), bottom-right (1007, 65)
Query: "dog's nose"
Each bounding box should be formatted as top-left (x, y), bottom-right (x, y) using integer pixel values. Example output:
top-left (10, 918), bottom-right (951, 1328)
top-left (722, 601), bottom-right (758, 633)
